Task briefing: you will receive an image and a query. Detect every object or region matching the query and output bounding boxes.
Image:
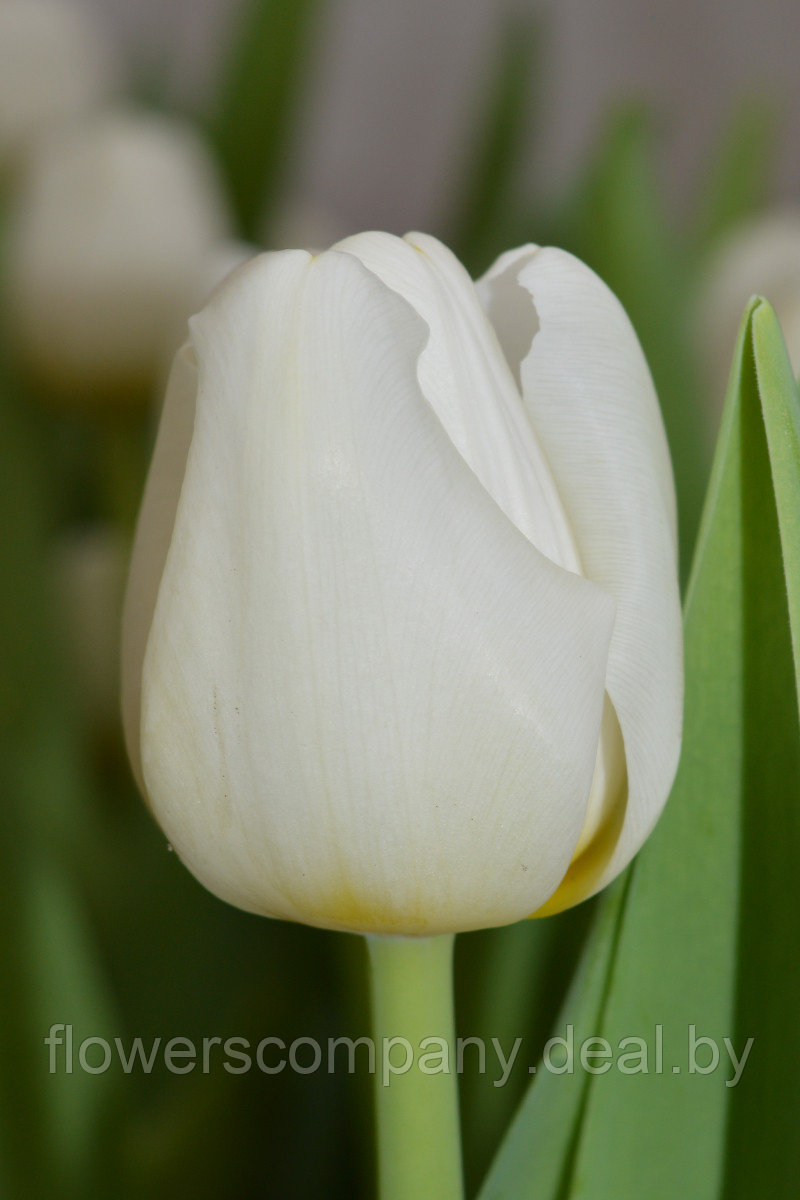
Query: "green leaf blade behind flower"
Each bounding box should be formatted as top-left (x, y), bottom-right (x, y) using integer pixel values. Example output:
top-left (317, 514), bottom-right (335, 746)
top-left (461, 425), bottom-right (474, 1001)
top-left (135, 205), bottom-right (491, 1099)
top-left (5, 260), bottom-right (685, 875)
top-left (556, 300), bottom-right (758, 1200)
top-left (477, 878), bottom-right (630, 1200)
top-left (751, 301), bottom-right (800, 681)
top-left (721, 299), bottom-right (800, 1198)
top-left (479, 297), bottom-right (800, 1199)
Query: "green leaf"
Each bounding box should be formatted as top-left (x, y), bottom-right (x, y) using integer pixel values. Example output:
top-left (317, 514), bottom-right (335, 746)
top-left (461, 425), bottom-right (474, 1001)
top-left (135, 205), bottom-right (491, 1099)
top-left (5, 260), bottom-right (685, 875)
top-left (210, 0), bottom-right (322, 239)
top-left (22, 851), bottom-right (121, 1197)
top-left (479, 297), bottom-right (800, 1199)
top-left (477, 879), bottom-right (629, 1200)
top-left (458, 902), bottom-right (595, 1194)
top-left (720, 300), bottom-right (800, 1197)
top-left (0, 371), bottom-right (122, 1197)
top-left (750, 301), bottom-right (800, 678)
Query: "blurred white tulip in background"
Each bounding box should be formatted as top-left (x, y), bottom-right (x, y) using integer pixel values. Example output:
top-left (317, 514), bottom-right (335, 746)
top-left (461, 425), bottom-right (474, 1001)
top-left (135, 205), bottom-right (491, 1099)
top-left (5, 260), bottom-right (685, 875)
top-left (4, 109), bottom-right (234, 405)
top-left (0, 0), bottom-right (119, 173)
top-left (697, 212), bottom-right (800, 423)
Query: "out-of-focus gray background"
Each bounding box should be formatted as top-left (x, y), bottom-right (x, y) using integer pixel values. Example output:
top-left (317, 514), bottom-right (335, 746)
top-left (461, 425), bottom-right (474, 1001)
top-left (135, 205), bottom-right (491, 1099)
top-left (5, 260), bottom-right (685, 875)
top-left (85, 0), bottom-right (800, 235)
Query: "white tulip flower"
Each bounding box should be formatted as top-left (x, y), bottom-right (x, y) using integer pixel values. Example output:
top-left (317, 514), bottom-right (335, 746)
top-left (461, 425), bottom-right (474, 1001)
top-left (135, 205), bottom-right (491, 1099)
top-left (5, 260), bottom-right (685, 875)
top-left (121, 232), bottom-right (683, 936)
top-left (5, 110), bottom-right (232, 404)
top-left (0, 0), bottom-right (118, 172)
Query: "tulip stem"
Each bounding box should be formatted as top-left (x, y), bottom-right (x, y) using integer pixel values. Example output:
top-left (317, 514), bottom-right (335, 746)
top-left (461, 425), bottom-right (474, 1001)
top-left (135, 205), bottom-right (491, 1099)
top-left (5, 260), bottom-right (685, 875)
top-left (366, 932), bottom-right (464, 1200)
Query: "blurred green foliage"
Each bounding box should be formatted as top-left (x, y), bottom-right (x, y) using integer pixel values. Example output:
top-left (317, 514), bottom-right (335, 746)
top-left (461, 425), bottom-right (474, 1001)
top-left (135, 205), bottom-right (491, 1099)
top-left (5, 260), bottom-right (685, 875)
top-left (449, 15), bottom-right (541, 274)
top-left (210, 0), bottom-right (323, 240)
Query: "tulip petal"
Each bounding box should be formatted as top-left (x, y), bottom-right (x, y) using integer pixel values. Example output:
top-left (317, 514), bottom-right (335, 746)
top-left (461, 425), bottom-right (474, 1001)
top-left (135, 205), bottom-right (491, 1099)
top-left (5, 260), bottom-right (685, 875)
top-left (137, 248), bottom-right (617, 935)
top-left (121, 341), bottom-right (198, 793)
top-left (478, 246), bottom-right (683, 906)
top-left (333, 231), bottom-right (582, 575)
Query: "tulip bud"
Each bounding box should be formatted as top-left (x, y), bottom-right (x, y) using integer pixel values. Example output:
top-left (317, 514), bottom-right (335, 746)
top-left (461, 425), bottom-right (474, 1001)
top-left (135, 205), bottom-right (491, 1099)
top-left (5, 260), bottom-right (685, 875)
top-left (122, 233), bottom-right (683, 935)
top-left (4, 110), bottom-right (233, 406)
top-left (0, 0), bottom-right (118, 173)
top-left (697, 212), bottom-right (800, 419)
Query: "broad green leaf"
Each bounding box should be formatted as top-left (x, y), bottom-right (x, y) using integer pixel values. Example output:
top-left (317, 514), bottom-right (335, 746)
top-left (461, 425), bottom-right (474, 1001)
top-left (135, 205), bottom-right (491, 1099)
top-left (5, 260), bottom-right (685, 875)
top-left (559, 299), bottom-right (800, 1199)
top-left (479, 297), bottom-right (800, 1199)
top-left (720, 300), bottom-right (800, 1197)
top-left (751, 301), bottom-right (800, 676)
top-left (553, 303), bottom-right (762, 1200)
top-left (210, 0), bottom-right (322, 239)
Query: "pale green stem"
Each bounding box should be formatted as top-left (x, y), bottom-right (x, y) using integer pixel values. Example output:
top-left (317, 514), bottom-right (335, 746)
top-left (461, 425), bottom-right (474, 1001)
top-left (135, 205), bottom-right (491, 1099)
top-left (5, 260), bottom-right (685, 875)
top-left (366, 932), bottom-right (464, 1200)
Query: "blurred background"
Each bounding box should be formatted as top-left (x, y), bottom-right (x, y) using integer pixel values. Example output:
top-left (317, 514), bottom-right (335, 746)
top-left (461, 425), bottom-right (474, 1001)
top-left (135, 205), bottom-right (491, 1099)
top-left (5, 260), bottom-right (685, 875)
top-left (2, 1), bottom-right (800, 1197)
top-left (83, 0), bottom-right (800, 232)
